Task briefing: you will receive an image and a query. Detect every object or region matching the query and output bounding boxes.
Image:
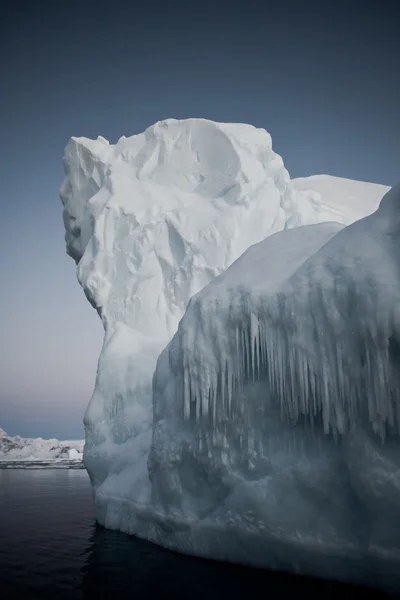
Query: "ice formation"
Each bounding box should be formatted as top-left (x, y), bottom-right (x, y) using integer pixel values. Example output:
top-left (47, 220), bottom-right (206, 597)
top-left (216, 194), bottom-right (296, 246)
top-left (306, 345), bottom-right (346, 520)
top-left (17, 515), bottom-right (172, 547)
top-left (60, 118), bottom-right (333, 490)
top-left (61, 118), bottom-right (397, 590)
top-left (0, 428), bottom-right (84, 466)
top-left (150, 184), bottom-right (400, 590)
top-left (292, 174), bottom-right (389, 224)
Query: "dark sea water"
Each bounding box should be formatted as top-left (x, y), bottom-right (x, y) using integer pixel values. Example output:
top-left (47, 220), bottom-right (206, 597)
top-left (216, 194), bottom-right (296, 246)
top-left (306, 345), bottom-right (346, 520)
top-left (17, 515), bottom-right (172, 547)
top-left (0, 469), bottom-right (396, 600)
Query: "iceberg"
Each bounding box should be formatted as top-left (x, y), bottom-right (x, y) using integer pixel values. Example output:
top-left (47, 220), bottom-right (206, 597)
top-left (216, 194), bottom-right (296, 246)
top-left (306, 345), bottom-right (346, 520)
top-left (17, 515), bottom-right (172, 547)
top-left (151, 185), bottom-right (400, 585)
top-left (0, 428), bottom-right (84, 467)
top-left (60, 118), bottom-right (332, 491)
top-left (61, 118), bottom-right (397, 590)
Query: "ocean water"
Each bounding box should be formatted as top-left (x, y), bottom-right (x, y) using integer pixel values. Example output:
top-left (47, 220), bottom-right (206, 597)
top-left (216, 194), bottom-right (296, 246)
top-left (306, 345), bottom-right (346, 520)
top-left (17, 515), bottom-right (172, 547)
top-left (0, 469), bottom-right (395, 600)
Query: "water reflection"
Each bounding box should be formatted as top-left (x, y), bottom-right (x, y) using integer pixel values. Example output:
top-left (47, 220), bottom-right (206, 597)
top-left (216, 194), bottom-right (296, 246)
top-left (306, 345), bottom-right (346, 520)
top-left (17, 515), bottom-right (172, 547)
top-left (80, 525), bottom-right (393, 599)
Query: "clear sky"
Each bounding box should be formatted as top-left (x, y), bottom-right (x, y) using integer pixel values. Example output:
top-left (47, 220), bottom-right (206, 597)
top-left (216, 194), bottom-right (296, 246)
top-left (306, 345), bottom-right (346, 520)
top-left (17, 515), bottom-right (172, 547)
top-left (1, 0), bottom-right (399, 439)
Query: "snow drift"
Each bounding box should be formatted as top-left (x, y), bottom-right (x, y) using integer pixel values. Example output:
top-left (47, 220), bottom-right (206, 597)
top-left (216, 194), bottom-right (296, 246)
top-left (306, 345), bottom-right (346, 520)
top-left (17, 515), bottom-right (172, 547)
top-left (61, 118), bottom-right (397, 590)
top-left (0, 428), bottom-right (84, 466)
top-left (292, 174), bottom-right (389, 224)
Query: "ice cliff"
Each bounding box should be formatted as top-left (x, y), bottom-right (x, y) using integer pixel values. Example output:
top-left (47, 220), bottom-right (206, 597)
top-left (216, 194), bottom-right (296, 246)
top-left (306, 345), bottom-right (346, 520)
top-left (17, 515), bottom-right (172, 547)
top-left (61, 118), bottom-right (397, 590)
top-left (151, 188), bottom-right (400, 585)
top-left (0, 429), bottom-right (83, 465)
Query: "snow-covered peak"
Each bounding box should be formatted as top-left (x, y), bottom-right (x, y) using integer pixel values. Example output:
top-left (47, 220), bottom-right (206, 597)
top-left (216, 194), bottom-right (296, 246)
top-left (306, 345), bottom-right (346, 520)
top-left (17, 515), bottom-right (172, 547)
top-left (61, 119), bottom-right (327, 339)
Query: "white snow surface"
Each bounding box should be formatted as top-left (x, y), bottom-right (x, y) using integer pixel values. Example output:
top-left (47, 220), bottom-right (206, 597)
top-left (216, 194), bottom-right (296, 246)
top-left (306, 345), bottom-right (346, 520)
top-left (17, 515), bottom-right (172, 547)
top-left (0, 428), bottom-right (84, 462)
top-left (292, 174), bottom-right (388, 224)
top-left (61, 118), bottom-right (396, 589)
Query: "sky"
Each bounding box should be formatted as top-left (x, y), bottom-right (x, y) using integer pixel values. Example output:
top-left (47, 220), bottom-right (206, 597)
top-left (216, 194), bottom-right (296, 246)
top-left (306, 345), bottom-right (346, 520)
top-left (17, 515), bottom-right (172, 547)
top-left (1, 0), bottom-right (399, 439)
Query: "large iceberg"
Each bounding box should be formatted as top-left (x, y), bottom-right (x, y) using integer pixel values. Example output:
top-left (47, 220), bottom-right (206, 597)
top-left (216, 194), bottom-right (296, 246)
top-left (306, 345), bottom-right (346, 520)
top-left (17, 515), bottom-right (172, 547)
top-left (151, 186), bottom-right (400, 585)
top-left (61, 118), bottom-right (397, 590)
top-left (60, 118), bottom-right (333, 491)
top-left (0, 428), bottom-right (84, 467)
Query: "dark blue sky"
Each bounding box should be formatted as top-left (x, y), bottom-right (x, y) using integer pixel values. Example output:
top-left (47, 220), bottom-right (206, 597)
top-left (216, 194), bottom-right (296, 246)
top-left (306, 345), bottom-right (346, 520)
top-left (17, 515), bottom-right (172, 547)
top-left (1, 0), bottom-right (399, 439)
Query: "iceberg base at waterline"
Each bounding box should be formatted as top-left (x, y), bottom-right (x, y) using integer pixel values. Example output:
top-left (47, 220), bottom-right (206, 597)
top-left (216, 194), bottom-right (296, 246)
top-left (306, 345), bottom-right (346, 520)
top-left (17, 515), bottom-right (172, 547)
top-left (0, 429), bottom-right (84, 468)
top-left (61, 118), bottom-right (399, 591)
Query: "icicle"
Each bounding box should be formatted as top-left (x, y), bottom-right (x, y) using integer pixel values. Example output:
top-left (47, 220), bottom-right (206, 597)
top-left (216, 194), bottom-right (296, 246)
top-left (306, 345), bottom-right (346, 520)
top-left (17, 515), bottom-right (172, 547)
top-left (266, 326), bottom-right (274, 398)
top-left (259, 322), bottom-right (263, 376)
top-left (183, 367), bottom-right (190, 419)
top-left (211, 377), bottom-right (217, 426)
top-left (227, 365), bottom-right (233, 414)
top-left (196, 394), bottom-right (201, 421)
top-left (250, 313), bottom-right (258, 381)
top-left (189, 373), bottom-right (196, 421)
top-left (201, 387), bottom-right (208, 418)
top-left (258, 320), bottom-right (264, 375)
top-left (220, 359), bottom-right (226, 416)
top-left (241, 325), bottom-right (247, 380)
top-left (235, 326), bottom-right (240, 359)
top-left (287, 344), bottom-right (296, 421)
top-left (277, 331), bottom-right (285, 419)
top-left (321, 360), bottom-right (330, 435)
top-left (299, 352), bottom-right (308, 415)
top-left (177, 273), bottom-right (400, 446)
top-left (259, 319), bottom-right (266, 372)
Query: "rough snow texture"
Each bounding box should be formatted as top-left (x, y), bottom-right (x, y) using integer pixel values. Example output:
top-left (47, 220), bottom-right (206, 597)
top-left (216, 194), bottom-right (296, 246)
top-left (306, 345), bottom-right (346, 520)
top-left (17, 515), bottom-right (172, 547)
top-left (0, 428), bottom-right (84, 465)
top-left (61, 118), bottom-right (395, 590)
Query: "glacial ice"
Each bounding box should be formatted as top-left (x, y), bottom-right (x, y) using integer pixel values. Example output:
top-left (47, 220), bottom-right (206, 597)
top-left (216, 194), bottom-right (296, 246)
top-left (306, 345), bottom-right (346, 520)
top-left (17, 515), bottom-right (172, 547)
top-left (61, 118), bottom-right (398, 590)
top-left (60, 118), bottom-right (334, 490)
top-left (0, 428), bottom-right (84, 465)
top-left (149, 185), bottom-right (400, 591)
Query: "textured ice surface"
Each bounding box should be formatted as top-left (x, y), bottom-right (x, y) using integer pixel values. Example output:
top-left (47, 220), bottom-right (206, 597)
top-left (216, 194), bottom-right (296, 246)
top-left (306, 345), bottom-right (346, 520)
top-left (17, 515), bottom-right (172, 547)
top-left (61, 118), bottom-right (335, 491)
top-left (151, 183), bottom-right (400, 590)
top-left (0, 428), bottom-right (84, 465)
top-left (61, 118), bottom-right (396, 590)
